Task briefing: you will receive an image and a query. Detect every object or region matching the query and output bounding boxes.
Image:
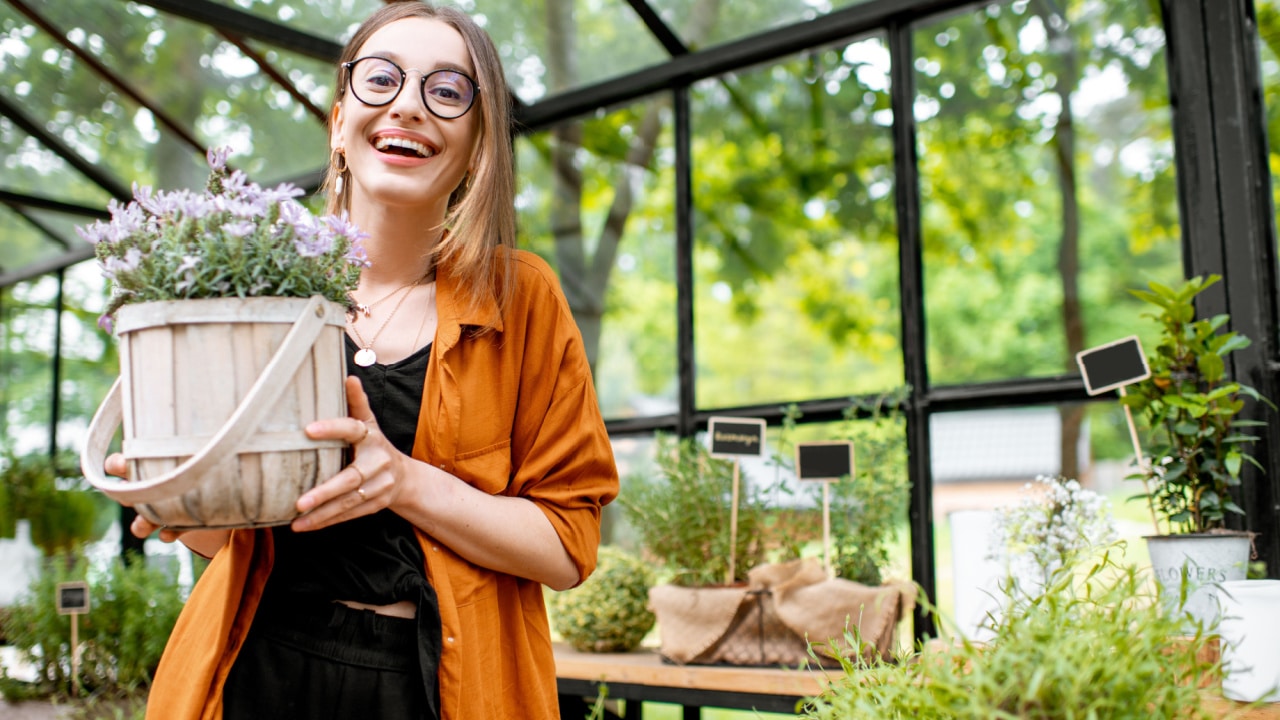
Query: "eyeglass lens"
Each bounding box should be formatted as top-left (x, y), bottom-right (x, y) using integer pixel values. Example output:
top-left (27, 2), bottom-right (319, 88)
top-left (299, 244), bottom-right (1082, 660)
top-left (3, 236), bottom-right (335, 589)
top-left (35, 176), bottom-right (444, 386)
top-left (347, 57), bottom-right (477, 119)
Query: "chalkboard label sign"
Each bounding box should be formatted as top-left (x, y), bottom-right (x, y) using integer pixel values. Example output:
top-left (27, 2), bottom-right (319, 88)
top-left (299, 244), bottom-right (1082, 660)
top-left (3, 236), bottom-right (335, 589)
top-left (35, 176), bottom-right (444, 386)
top-left (1076, 335), bottom-right (1150, 395)
top-left (707, 417), bottom-right (767, 458)
top-left (795, 441), bottom-right (854, 481)
top-left (56, 581), bottom-right (90, 615)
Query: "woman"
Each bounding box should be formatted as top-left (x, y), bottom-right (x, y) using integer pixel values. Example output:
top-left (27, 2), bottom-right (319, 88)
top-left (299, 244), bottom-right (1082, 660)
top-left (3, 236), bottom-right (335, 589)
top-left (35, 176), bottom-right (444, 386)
top-left (109, 4), bottom-right (619, 718)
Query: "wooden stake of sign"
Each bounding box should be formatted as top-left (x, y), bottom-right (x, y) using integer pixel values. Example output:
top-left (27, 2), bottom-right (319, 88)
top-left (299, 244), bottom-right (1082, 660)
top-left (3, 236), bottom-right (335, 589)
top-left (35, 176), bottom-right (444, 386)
top-left (707, 416), bottom-right (767, 586)
top-left (1119, 386), bottom-right (1161, 535)
top-left (727, 461), bottom-right (740, 586)
top-left (56, 581), bottom-right (90, 697)
top-left (1076, 337), bottom-right (1159, 535)
top-left (795, 441), bottom-right (854, 579)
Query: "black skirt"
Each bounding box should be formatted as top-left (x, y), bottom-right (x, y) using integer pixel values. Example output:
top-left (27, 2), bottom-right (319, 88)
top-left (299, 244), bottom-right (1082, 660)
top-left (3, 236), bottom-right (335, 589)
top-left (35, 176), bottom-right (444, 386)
top-left (223, 599), bottom-right (431, 720)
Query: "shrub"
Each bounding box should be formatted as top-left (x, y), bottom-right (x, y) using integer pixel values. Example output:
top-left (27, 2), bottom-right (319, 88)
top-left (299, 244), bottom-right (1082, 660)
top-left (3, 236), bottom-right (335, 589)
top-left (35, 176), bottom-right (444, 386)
top-left (551, 546), bottom-right (656, 653)
top-left (1, 556), bottom-right (185, 699)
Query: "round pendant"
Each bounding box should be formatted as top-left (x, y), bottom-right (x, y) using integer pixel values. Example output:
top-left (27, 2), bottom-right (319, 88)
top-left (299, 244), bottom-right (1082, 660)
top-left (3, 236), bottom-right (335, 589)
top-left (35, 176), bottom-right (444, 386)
top-left (354, 348), bottom-right (377, 367)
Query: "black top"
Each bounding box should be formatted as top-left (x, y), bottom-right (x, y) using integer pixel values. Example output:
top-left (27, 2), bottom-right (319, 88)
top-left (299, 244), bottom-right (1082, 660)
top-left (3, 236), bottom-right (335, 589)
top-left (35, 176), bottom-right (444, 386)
top-left (258, 334), bottom-right (440, 715)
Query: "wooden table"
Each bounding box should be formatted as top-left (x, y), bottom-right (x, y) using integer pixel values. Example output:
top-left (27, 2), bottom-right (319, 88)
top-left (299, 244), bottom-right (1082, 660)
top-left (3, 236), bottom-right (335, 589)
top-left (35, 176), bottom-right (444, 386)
top-left (555, 643), bottom-right (829, 719)
top-left (555, 643), bottom-right (1280, 719)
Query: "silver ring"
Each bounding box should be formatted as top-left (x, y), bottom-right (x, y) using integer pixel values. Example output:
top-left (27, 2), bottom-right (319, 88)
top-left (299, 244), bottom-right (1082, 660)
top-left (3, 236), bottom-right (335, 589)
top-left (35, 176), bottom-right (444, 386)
top-left (356, 486), bottom-right (368, 502)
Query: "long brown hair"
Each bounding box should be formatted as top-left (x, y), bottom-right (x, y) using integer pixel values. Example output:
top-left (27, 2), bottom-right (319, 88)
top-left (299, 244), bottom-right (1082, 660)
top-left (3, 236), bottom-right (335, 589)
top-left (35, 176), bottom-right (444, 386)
top-left (323, 2), bottom-right (516, 319)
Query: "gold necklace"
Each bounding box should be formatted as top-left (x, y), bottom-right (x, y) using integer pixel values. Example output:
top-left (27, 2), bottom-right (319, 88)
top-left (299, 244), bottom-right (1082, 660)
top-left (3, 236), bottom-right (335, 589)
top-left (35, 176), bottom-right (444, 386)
top-left (350, 283), bottom-right (417, 367)
top-left (349, 279), bottom-right (419, 320)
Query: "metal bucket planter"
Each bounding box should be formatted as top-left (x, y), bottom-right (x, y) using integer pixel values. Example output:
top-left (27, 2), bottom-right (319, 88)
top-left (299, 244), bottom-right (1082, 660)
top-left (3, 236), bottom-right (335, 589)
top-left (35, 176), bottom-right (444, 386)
top-left (81, 295), bottom-right (348, 530)
top-left (1145, 532), bottom-right (1252, 630)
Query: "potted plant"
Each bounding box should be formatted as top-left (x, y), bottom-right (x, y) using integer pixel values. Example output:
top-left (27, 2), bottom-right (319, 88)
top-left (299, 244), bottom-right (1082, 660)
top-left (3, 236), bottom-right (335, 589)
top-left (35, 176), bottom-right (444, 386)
top-left (622, 423), bottom-right (912, 668)
top-left (76, 148), bottom-right (367, 530)
top-left (1121, 274), bottom-right (1273, 627)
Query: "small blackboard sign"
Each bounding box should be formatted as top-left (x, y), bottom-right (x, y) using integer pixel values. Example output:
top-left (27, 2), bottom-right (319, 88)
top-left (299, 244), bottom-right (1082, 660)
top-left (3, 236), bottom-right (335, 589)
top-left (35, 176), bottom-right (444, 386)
top-left (1076, 336), bottom-right (1150, 395)
top-left (796, 441), bottom-right (854, 481)
top-left (707, 417), bottom-right (767, 458)
top-left (56, 581), bottom-right (90, 615)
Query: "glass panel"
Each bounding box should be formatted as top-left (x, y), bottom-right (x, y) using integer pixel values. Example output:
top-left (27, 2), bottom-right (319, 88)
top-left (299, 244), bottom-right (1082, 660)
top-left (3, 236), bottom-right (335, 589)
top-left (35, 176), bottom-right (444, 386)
top-left (205, 0), bottom-right (383, 41)
top-left (56, 260), bottom-right (115, 454)
top-left (209, 0), bottom-right (672, 104)
top-left (692, 34), bottom-right (900, 410)
top-left (917, 1), bottom-right (1182, 387)
top-left (515, 95), bottom-right (677, 421)
top-left (0, 277), bottom-right (58, 456)
top-left (645, 0), bottom-right (875, 51)
top-left (0, 205), bottom-right (69, 274)
top-left (467, 0), bottom-right (670, 103)
top-left (930, 401), bottom-right (1148, 639)
top-left (0, 121), bottom-right (113, 206)
top-left (29, 0), bottom-right (330, 186)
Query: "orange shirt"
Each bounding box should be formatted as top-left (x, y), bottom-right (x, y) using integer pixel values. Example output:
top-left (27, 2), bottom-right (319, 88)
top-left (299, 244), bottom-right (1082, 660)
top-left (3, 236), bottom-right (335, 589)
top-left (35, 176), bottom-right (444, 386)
top-left (144, 250), bottom-right (619, 720)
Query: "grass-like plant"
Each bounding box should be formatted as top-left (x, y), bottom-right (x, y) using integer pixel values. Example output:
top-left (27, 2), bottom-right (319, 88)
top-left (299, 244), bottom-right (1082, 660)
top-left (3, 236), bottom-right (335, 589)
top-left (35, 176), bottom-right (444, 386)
top-left (619, 434), bottom-right (771, 586)
top-left (802, 548), bottom-right (1221, 719)
top-left (1122, 275), bottom-right (1272, 534)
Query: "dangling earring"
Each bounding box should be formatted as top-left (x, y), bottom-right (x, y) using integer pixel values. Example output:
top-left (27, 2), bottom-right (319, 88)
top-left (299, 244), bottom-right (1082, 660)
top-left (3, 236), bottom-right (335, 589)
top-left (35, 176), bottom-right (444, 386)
top-left (331, 148), bottom-right (348, 195)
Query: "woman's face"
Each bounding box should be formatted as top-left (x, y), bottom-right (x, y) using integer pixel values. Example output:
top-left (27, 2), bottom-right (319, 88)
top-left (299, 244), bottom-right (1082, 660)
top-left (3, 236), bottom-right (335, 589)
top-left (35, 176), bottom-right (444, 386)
top-left (331, 17), bottom-right (480, 216)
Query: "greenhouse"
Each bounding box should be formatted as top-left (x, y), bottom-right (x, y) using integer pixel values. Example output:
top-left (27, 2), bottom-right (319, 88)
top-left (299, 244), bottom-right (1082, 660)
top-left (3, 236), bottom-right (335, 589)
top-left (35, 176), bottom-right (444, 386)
top-left (2, 0), bottom-right (1279, 717)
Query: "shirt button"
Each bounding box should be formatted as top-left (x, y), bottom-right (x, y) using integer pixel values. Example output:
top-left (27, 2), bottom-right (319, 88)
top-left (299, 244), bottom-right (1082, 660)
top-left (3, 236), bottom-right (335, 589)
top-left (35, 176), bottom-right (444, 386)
top-left (432, 546), bottom-right (439, 552)
top-left (447, 637), bottom-right (455, 643)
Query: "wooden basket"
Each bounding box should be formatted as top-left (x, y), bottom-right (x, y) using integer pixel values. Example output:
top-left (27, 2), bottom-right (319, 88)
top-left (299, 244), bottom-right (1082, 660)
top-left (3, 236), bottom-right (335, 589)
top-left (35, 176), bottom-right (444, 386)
top-left (81, 295), bottom-right (348, 529)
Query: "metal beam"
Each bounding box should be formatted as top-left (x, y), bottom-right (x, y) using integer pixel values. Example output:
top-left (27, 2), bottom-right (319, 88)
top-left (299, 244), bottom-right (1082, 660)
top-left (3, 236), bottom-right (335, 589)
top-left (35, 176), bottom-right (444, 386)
top-left (0, 190), bottom-right (110, 219)
top-left (0, 246), bottom-right (95, 288)
top-left (0, 94), bottom-right (131, 201)
top-left (8, 0), bottom-right (208, 157)
top-left (3, 203), bottom-right (72, 250)
top-left (134, 0), bottom-right (343, 62)
top-left (622, 0), bottom-right (687, 56)
top-left (219, 31), bottom-right (329, 124)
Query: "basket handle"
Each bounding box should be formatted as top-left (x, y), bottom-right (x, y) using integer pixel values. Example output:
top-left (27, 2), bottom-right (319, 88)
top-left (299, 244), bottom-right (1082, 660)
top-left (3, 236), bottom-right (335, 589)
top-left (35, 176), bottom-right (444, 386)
top-left (81, 295), bottom-right (337, 506)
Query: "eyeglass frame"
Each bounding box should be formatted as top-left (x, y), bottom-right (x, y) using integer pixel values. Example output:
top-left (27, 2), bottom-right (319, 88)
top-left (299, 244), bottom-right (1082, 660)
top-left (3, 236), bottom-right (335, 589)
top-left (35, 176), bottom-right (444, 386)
top-left (341, 56), bottom-right (480, 120)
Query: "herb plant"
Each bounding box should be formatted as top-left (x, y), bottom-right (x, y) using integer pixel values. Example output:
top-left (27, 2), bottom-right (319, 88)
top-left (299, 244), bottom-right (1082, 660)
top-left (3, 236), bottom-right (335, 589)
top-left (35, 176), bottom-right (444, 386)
top-left (988, 475), bottom-right (1116, 589)
top-left (78, 148), bottom-right (368, 332)
top-left (1122, 275), bottom-right (1272, 534)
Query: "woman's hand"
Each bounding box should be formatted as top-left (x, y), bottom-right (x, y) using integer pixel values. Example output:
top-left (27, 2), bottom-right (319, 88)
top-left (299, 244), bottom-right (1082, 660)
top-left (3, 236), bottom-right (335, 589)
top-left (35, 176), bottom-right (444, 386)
top-left (292, 376), bottom-right (411, 532)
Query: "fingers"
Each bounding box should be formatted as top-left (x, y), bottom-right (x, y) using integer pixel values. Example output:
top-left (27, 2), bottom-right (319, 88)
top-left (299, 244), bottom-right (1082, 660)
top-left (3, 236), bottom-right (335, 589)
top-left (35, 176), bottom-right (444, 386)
top-left (105, 452), bottom-right (129, 479)
top-left (130, 513), bottom-right (159, 539)
top-left (293, 462), bottom-right (376, 531)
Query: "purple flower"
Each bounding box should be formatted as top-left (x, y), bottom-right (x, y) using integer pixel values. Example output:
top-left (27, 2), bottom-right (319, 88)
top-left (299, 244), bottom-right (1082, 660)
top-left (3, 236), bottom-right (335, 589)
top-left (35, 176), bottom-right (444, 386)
top-left (97, 315), bottom-right (114, 334)
top-left (223, 220), bottom-right (257, 238)
top-left (207, 146), bottom-right (232, 171)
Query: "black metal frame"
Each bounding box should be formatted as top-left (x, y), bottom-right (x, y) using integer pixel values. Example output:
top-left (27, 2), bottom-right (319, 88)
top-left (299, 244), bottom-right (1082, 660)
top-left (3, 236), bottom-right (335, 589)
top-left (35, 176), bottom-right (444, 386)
top-left (1, 0), bottom-right (1278, 640)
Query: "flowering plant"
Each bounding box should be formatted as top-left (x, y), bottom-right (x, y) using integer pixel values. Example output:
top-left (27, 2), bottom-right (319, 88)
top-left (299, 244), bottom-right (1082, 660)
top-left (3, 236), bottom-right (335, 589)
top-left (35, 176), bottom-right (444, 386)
top-left (78, 148), bottom-right (367, 332)
top-left (989, 475), bottom-right (1118, 588)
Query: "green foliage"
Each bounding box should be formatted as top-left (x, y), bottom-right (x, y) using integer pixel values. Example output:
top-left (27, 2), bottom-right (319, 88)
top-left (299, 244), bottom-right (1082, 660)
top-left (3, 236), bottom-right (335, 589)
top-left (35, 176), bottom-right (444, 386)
top-left (620, 434), bottom-right (771, 586)
top-left (803, 551), bottom-right (1220, 719)
top-left (1, 556), bottom-right (184, 700)
top-left (551, 546), bottom-right (656, 653)
top-left (0, 451), bottom-right (113, 556)
top-left (1121, 275), bottom-right (1273, 534)
top-left (83, 150), bottom-right (365, 326)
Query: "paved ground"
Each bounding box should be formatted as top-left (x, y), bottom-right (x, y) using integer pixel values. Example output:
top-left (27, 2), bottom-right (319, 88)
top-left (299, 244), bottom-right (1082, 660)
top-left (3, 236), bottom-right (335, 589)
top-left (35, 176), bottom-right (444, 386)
top-left (0, 699), bottom-right (71, 719)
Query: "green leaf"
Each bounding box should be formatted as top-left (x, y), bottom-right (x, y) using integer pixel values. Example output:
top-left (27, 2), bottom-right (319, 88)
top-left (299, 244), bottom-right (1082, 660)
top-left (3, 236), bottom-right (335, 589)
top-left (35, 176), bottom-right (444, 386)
top-left (1225, 452), bottom-right (1242, 476)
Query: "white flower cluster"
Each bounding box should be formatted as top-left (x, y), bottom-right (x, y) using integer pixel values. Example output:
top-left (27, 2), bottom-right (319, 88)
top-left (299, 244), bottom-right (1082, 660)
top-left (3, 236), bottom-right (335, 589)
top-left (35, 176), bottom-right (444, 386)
top-left (989, 475), bottom-right (1118, 586)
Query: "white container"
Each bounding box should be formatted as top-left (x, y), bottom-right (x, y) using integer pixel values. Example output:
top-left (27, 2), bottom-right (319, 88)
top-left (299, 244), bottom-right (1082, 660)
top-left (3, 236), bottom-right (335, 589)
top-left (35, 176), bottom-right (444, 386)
top-left (1145, 533), bottom-right (1251, 630)
top-left (1218, 579), bottom-right (1280, 703)
top-left (949, 509), bottom-right (1002, 641)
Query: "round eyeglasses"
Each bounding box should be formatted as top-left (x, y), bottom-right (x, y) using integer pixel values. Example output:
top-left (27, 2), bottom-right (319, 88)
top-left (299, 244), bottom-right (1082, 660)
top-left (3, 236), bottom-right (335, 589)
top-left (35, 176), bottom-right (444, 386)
top-left (342, 56), bottom-right (479, 120)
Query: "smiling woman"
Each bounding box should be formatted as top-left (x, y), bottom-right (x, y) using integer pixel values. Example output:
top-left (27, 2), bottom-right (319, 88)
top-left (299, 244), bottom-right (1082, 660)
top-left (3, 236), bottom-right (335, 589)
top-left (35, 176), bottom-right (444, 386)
top-left (102, 4), bottom-right (619, 720)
